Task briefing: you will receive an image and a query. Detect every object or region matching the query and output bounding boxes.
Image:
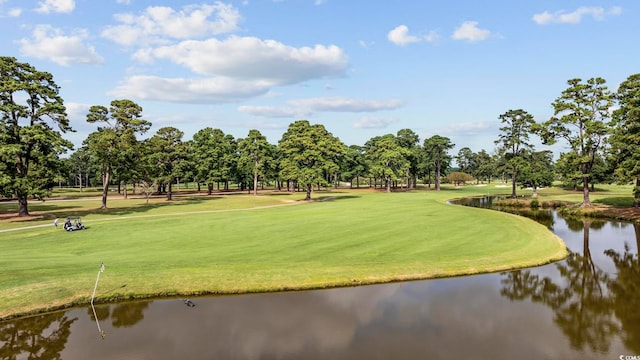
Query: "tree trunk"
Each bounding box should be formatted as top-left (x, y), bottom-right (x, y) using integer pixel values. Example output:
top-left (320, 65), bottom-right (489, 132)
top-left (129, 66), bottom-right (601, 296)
top-left (582, 175), bottom-right (592, 207)
top-left (386, 176), bottom-right (391, 193)
top-left (18, 194), bottom-right (29, 216)
top-left (101, 170), bottom-right (110, 209)
top-left (123, 181), bottom-right (128, 199)
top-left (511, 170), bottom-right (517, 199)
top-left (634, 178), bottom-right (640, 208)
top-left (167, 181), bottom-right (173, 200)
top-left (435, 161), bottom-right (441, 191)
top-left (253, 165), bottom-right (258, 196)
top-left (305, 184), bottom-right (312, 200)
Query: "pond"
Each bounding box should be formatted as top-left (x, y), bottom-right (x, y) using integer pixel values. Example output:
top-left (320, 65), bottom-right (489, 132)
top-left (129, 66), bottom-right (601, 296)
top-left (1, 198), bottom-right (639, 359)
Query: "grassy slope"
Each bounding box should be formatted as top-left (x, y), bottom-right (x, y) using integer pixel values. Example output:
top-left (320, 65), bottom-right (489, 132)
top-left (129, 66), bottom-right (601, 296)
top-left (0, 188), bottom-right (567, 320)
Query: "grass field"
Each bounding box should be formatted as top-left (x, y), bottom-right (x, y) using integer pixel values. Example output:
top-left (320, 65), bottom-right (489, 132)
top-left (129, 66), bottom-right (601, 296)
top-left (0, 185), bottom-right (577, 320)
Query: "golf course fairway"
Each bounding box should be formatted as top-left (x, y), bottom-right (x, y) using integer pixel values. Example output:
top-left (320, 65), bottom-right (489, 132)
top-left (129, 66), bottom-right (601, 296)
top-left (0, 189), bottom-right (567, 320)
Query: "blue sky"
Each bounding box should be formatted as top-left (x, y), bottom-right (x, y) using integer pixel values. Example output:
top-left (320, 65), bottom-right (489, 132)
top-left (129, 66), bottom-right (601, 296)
top-left (1, 0), bottom-right (638, 155)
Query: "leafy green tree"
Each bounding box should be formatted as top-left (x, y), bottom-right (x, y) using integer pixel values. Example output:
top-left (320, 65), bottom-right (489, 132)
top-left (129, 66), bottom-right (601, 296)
top-left (190, 128), bottom-right (237, 194)
top-left (145, 127), bottom-right (186, 200)
top-left (237, 129), bottom-right (272, 195)
top-left (539, 78), bottom-right (613, 207)
top-left (85, 99), bottom-right (151, 209)
top-left (422, 135), bottom-right (454, 191)
top-left (446, 171), bottom-right (473, 186)
top-left (278, 120), bottom-right (346, 200)
top-left (518, 150), bottom-right (554, 197)
top-left (0, 57), bottom-right (73, 216)
top-left (342, 145), bottom-right (368, 188)
top-left (65, 147), bottom-right (93, 190)
top-left (364, 134), bottom-right (410, 192)
top-left (609, 74), bottom-right (640, 206)
top-left (495, 109), bottom-right (536, 198)
top-left (396, 128), bottom-right (420, 188)
top-left (474, 149), bottom-right (495, 183)
top-left (455, 147), bottom-right (476, 175)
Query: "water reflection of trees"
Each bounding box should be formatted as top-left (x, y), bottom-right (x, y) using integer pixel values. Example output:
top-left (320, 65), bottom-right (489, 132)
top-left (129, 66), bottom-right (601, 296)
top-left (605, 224), bottom-right (640, 354)
top-left (87, 301), bottom-right (150, 328)
top-left (501, 219), bottom-right (640, 353)
top-left (0, 312), bottom-right (76, 360)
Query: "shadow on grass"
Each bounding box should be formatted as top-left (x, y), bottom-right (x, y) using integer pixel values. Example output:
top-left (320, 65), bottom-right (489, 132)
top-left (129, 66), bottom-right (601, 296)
top-left (0, 196), bottom-right (223, 223)
top-left (313, 195), bottom-right (361, 202)
top-left (593, 196), bottom-right (634, 207)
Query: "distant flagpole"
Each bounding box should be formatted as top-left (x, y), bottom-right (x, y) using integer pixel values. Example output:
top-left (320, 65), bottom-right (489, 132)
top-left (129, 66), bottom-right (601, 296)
top-left (90, 262), bottom-right (106, 339)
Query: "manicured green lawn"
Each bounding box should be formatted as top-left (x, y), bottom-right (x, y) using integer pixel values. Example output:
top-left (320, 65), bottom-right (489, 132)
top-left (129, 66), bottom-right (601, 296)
top-left (0, 187), bottom-right (567, 320)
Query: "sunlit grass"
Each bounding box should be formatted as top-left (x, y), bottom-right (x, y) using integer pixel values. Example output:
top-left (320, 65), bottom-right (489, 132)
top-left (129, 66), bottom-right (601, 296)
top-left (0, 187), bottom-right (569, 320)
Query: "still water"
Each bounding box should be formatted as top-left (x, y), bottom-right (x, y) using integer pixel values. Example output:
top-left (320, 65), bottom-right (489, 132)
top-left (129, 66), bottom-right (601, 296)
top-left (1, 200), bottom-right (639, 359)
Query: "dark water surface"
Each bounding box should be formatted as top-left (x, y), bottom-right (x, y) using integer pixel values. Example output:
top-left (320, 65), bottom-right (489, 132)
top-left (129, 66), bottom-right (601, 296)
top-left (2, 199), bottom-right (639, 359)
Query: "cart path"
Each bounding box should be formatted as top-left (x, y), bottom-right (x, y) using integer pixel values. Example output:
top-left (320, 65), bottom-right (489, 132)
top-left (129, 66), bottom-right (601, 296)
top-left (0, 200), bottom-right (311, 234)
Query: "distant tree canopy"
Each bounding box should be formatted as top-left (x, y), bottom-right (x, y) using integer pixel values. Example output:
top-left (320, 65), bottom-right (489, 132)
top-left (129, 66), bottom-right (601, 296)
top-left (3, 59), bottom-right (640, 214)
top-left (446, 172), bottom-right (473, 186)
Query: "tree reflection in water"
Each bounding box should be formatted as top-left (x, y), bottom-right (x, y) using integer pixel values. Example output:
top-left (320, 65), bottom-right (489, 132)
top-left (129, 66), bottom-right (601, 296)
top-left (0, 312), bottom-right (76, 360)
top-left (605, 223), bottom-right (640, 354)
top-left (501, 217), bottom-right (640, 354)
top-left (0, 300), bottom-right (152, 359)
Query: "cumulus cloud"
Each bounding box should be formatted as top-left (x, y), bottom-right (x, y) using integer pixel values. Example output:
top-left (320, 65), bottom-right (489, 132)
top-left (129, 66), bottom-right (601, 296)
top-left (35, 0), bottom-right (75, 14)
top-left (387, 25), bottom-right (439, 46)
top-left (452, 21), bottom-right (491, 42)
top-left (353, 116), bottom-right (398, 129)
top-left (109, 75), bottom-right (274, 104)
top-left (532, 6), bottom-right (623, 25)
top-left (19, 25), bottom-right (104, 66)
top-left (388, 25), bottom-right (420, 46)
top-left (102, 3), bottom-right (241, 46)
top-left (135, 36), bottom-right (349, 84)
top-left (103, 3), bottom-right (349, 105)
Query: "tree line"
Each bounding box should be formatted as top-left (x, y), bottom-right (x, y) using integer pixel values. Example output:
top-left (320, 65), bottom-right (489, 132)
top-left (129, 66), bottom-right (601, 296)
top-left (1, 56), bottom-right (639, 216)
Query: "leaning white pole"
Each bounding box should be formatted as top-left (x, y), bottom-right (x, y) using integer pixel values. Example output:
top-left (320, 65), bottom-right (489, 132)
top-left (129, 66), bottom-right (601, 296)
top-left (91, 262), bottom-right (105, 306)
top-left (91, 262), bottom-right (106, 339)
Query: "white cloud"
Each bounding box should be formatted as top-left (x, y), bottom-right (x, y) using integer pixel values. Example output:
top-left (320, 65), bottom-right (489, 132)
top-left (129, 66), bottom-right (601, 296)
top-left (102, 3), bottom-right (240, 46)
top-left (532, 6), bottom-right (623, 25)
top-left (238, 105), bottom-right (309, 118)
top-left (452, 21), bottom-right (491, 42)
top-left (387, 25), bottom-right (439, 46)
top-left (109, 75), bottom-right (273, 104)
top-left (289, 97), bottom-right (404, 112)
top-left (19, 25), bottom-right (104, 66)
top-left (388, 25), bottom-right (420, 46)
top-left (8, 7), bottom-right (22, 16)
top-left (35, 0), bottom-right (75, 14)
top-left (436, 121), bottom-right (496, 136)
top-left (116, 0), bottom-right (131, 4)
top-left (239, 97), bottom-right (404, 118)
top-left (136, 36), bottom-right (349, 85)
top-left (353, 116), bottom-right (398, 129)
